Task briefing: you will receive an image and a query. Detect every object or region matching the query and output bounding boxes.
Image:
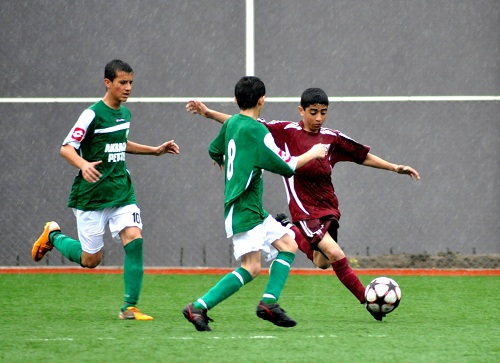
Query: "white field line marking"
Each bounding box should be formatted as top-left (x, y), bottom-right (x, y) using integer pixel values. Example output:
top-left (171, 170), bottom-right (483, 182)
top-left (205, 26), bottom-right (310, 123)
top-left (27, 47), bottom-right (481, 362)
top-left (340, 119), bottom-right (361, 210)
top-left (29, 337), bottom-right (76, 341)
top-left (0, 96), bottom-right (499, 104)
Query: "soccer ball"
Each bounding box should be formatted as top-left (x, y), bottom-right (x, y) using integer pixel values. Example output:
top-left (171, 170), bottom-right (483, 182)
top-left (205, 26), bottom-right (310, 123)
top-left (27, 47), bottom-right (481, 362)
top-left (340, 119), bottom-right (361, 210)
top-left (364, 277), bottom-right (402, 314)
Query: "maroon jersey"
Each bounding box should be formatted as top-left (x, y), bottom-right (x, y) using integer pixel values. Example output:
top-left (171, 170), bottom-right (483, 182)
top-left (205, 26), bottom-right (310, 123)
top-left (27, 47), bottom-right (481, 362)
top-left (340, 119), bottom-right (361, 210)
top-left (260, 119), bottom-right (370, 222)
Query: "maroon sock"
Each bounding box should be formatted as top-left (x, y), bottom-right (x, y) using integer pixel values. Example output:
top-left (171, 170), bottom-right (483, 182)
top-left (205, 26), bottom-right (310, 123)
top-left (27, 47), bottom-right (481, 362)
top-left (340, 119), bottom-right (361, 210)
top-left (331, 257), bottom-right (365, 303)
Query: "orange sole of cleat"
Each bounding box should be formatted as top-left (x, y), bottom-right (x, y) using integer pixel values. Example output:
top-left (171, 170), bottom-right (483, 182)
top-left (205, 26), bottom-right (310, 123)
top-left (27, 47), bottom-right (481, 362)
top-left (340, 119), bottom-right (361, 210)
top-left (32, 222), bottom-right (59, 262)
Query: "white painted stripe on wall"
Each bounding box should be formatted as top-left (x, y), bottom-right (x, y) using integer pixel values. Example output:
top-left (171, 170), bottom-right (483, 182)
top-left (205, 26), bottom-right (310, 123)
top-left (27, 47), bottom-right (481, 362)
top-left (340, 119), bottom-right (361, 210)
top-left (1, 96), bottom-right (498, 104)
top-left (246, 0), bottom-right (255, 76)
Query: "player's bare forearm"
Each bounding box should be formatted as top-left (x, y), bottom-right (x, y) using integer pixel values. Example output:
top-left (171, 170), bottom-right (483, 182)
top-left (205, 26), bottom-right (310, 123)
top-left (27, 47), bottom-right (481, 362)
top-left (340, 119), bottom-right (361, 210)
top-left (60, 144), bottom-right (102, 183)
top-left (362, 153), bottom-right (397, 171)
top-left (126, 141), bottom-right (156, 155)
top-left (60, 144), bottom-right (86, 169)
top-left (363, 153), bottom-right (420, 180)
top-left (126, 140), bottom-right (179, 156)
top-left (186, 100), bottom-right (229, 124)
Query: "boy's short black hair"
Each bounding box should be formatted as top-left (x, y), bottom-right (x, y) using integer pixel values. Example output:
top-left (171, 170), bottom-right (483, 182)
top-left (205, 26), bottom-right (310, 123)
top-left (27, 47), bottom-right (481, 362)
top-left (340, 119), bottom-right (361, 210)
top-left (300, 88), bottom-right (329, 109)
top-left (235, 76), bottom-right (266, 110)
top-left (104, 59), bottom-right (133, 81)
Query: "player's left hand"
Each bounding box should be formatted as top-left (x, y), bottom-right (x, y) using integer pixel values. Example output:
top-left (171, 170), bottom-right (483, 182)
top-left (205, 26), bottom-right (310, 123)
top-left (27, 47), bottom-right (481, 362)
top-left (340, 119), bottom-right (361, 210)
top-left (214, 161), bottom-right (224, 171)
top-left (186, 100), bottom-right (209, 117)
top-left (155, 140), bottom-right (180, 155)
top-left (395, 165), bottom-right (420, 180)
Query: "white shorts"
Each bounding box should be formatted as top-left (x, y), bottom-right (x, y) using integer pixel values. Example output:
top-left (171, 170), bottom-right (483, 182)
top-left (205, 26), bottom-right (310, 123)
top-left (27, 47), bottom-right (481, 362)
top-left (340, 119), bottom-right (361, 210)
top-left (232, 215), bottom-right (295, 262)
top-left (73, 204), bottom-right (143, 254)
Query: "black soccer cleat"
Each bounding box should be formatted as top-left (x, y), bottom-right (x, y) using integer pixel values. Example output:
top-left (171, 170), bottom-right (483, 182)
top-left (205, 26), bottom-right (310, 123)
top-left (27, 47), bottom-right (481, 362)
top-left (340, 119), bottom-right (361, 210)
top-left (275, 213), bottom-right (293, 228)
top-left (364, 302), bottom-right (386, 321)
top-left (256, 300), bottom-right (297, 327)
top-left (183, 303), bottom-right (213, 331)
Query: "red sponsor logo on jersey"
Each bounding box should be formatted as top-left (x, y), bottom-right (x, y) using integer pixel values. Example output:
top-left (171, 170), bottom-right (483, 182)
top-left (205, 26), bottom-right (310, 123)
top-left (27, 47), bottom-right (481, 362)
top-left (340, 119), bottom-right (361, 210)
top-left (71, 127), bottom-right (85, 141)
top-left (278, 149), bottom-right (291, 162)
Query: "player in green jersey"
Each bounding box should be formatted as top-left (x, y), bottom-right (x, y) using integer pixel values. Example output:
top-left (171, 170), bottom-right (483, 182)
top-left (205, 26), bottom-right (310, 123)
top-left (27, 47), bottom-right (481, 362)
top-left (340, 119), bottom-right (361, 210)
top-left (32, 59), bottom-right (180, 320)
top-left (183, 76), bottom-right (327, 331)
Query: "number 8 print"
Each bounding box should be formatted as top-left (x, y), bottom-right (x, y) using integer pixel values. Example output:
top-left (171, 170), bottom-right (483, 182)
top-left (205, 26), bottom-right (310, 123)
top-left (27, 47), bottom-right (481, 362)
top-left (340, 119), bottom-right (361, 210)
top-left (227, 139), bottom-right (236, 180)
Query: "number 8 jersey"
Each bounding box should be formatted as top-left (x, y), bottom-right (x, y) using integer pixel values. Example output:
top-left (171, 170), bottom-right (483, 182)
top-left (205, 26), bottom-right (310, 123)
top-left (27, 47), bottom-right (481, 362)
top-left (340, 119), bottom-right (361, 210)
top-left (209, 114), bottom-right (298, 237)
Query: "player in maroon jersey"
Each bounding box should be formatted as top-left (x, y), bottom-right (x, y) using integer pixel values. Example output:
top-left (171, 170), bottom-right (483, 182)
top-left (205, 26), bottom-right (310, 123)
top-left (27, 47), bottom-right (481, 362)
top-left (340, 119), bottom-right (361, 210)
top-left (186, 88), bottom-right (420, 321)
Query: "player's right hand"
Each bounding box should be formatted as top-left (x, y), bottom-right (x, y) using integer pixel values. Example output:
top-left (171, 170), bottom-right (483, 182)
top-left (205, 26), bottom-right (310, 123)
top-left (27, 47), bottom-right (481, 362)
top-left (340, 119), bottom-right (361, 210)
top-left (81, 161), bottom-right (102, 183)
top-left (310, 143), bottom-right (328, 159)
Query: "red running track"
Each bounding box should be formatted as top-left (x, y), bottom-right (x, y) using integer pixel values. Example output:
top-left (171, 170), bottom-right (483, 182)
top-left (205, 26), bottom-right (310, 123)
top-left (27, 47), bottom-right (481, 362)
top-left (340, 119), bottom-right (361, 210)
top-left (1, 267), bottom-right (499, 276)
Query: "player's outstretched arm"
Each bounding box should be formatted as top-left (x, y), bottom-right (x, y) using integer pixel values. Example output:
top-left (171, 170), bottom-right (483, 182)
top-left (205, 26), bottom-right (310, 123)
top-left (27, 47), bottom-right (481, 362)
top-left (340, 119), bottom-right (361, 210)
top-left (362, 153), bottom-right (420, 180)
top-left (186, 100), bottom-right (230, 124)
top-left (126, 140), bottom-right (180, 156)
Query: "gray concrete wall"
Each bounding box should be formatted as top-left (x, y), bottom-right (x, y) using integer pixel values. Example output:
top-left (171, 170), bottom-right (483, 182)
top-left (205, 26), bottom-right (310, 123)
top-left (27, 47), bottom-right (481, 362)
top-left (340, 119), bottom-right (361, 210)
top-left (1, 1), bottom-right (498, 267)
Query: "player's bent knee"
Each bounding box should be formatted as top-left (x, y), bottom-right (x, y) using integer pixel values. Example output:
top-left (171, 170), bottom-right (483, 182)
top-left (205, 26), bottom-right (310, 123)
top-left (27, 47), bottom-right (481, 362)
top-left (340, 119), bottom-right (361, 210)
top-left (313, 252), bottom-right (331, 269)
top-left (240, 258), bottom-right (262, 278)
top-left (80, 252), bottom-right (102, 268)
top-left (243, 265), bottom-right (261, 278)
top-left (321, 246), bottom-right (345, 263)
top-left (282, 243), bottom-right (298, 254)
top-left (250, 269), bottom-right (261, 278)
top-left (315, 260), bottom-right (332, 270)
top-left (330, 251), bottom-right (345, 262)
top-left (82, 259), bottom-right (101, 269)
top-left (282, 239), bottom-right (298, 254)
top-left (273, 235), bottom-right (298, 254)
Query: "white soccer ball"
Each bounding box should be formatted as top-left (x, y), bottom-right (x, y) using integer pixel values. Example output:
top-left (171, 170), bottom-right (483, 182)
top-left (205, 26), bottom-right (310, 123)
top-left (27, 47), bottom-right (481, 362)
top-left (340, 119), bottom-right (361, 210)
top-left (364, 277), bottom-right (402, 314)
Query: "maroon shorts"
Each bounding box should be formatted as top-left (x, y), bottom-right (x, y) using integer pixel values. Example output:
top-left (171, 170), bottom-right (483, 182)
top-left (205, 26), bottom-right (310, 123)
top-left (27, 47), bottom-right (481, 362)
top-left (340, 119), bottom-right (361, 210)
top-left (292, 217), bottom-right (339, 262)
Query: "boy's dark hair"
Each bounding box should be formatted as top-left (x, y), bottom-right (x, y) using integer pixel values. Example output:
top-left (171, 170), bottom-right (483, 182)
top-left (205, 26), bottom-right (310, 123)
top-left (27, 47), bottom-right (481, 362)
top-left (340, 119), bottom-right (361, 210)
top-left (300, 88), bottom-right (329, 109)
top-left (104, 59), bottom-right (133, 81)
top-left (234, 76), bottom-right (266, 110)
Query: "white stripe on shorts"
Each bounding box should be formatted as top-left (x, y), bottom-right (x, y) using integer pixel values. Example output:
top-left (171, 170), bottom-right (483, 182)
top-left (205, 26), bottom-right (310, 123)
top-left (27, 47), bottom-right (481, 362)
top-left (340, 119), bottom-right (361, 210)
top-left (299, 220), bottom-right (314, 237)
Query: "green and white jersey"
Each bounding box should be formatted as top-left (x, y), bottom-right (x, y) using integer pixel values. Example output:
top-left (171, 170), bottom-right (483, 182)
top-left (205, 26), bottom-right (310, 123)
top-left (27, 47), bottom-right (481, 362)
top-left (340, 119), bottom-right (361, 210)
top-left (62, 100), bottom-right (136, 211)
top-left (209, 114), bottom-right (298, 237)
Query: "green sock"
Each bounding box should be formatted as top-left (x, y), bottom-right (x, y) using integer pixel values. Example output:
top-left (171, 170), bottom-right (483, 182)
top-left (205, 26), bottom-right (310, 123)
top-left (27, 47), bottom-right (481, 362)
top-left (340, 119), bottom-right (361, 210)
top-left (262, 251), bottom-right (295, 304)
top-left (122, 238), bottom-right (144, 310)
top-left (194, 267), bottom-right (253, 310)
top-left (51, 232), bottom-right (82, 265)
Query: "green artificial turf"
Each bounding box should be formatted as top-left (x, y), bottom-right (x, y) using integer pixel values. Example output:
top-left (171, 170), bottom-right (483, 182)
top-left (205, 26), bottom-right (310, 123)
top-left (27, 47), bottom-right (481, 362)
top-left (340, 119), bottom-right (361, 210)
top-left (1, 273), bottom-right (498, 363)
